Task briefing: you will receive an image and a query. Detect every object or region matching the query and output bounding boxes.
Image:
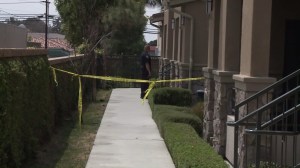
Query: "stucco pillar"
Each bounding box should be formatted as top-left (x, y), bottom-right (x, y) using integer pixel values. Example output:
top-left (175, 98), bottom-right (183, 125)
top-left (239, 0), bottom-right (272, 77)
top-left (165, 10), bottom-right (174, 61)
top-left (233, 1), bottom-right (276, 167)
top-left (212, 0), bottom-right (242, 156)
top-left (203, 0), bottom-right (220, 143)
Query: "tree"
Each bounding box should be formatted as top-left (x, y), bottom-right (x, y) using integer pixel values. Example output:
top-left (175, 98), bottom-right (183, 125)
top-left (145, 0), bottom-right (162, 7)
top-left (55, 0), bottom-right (149, 99)
top-left (23, 18), bottom-right (46, 33)
top-left (5, 17), bottom-right (21, 26)
top-left (50, 17), bottom-right (62, 33)
top-left (102, 0), bottom-right (147, 54)
top-left (55, 0), bottom-right (147, 55)
top-left (5, 17), bottom-right (46, 33)
top-left (148, 40), bottom-right (157, 46)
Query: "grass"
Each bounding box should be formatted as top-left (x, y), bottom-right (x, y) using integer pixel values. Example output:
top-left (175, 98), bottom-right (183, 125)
top-left (24, 89), bottom-right (111, 168)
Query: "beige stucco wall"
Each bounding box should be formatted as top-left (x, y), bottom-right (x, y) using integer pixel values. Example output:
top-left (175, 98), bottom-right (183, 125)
top-left (163, 10), bottom-right (174, 60)
top-left (218, 0), bottom-right (241, 72)
top-left (240, 0), bottom-right (272, 77)
top-left (270, 0), bottom-right (300, 78)
top-left (183, 2), bottom-right (208, 66)
top-left (0, 23), bottom-right (27, 48)
top-left (207, 0), bottom-right (221, 69)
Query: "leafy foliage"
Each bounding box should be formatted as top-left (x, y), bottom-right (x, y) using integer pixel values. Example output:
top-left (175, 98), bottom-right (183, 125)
top-left (5, 17), bottom-right (46, 33)
top-left (0, 56), bottom-right (52, 168)
top-left (0, 55), bottom-right (92, 168)
top-left (147, 91), bottom-right (226, 168)
top-left (55, 0), bottom-right (147, 55)
top-left (151, 104), bottom-right (202, 136)
top-left (151, 87), bottom-right (192, 106)
top-left (164, 123), bottom-right (228, 168)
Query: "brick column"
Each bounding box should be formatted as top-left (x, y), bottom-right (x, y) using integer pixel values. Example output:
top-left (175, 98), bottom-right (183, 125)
top-left (212, 70), bottom-right (236, 156)
top-left (174, 61), bottom-right (179, 87)
top-left (178, 62), bottom-right (189, 88)
top-left (212, 0), bottom-right (242, 156)
top-left (170, 60), bottom-right (176, 87)
top-left (203, 0), bottom-right (220, 143)
top-left (202, 67), bottom-right (215, 142)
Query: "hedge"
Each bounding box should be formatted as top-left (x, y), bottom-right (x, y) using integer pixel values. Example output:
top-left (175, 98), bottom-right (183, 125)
top-left (164, 123), bottom-right (228, 168)
top-left (152, 104), bottom-right (202, 137)
top-left (0, 56), bottom-right (53, 168)
top-left (0, 55), bottom-right (92, 168)
top-left (148, 87), bottom-right (227, 168)
top-left (150, 87), bottom-right (192, 106)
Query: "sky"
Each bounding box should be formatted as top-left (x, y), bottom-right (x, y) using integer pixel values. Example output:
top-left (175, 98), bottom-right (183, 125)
top-left (0, 0), bottom-right (161, 42)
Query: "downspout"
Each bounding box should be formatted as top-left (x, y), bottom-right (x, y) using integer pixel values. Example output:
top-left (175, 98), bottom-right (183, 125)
top-left (167, 7), bottom-right (194, 90)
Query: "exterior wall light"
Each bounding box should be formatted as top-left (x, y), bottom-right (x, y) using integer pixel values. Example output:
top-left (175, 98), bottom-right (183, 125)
top-left (171, 18), bottom-right (175, 30)
top-left (181, 16), bottom-right (185, 25)
top-left (206, 0), bottom-right (213, 15)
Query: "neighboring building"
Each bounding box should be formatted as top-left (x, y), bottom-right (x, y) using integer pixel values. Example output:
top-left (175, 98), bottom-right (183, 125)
top-left (150, 0), bottom-right (208, 90)
top-left (153, 0), bottom-right (300, 167)
top-left (0, 23), bottom-right (28, 48)
top-left (28, 33), bottom-right (74, 56)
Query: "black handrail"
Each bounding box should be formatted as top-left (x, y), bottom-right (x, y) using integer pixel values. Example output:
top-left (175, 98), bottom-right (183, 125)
top-left (228, 69), bottom-right (300, 168)
top-left (235, 69), bottom-right (300, 109)
top-left (260, 104), bottom-right (300, 129)
top-left (227, 86), bottom-right (300, 126)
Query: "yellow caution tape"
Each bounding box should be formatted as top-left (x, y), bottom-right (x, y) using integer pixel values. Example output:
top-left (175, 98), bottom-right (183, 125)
top-left (51, 67), bottom-right (58, 86)
top-left (50, 66), bottom-right (204, 127)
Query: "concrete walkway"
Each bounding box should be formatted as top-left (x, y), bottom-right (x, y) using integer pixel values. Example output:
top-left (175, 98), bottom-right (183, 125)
top-left (86, 88), bottom-right (175, 168)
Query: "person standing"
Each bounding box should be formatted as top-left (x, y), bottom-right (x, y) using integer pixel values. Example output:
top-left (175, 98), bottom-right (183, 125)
top-left (140, 45), bottom-right (151, 99)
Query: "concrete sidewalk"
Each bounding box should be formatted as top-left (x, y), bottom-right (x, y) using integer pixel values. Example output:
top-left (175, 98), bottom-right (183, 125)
top-left (86, 88), bottom-right (175, 168)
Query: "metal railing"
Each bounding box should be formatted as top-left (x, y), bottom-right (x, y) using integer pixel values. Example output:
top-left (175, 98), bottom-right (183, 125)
top-left (227, 69), bottom-right (300, 168)
top-left (159, 62), bottom-right (172, 79)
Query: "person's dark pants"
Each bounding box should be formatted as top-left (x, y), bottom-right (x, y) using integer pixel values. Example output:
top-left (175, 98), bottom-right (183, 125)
top-left (141, 74), bottom-right (149, 99)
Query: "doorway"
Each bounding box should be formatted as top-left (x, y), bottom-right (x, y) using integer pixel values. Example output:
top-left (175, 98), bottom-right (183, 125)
top-left (283, 20), bottom-right (300, 76)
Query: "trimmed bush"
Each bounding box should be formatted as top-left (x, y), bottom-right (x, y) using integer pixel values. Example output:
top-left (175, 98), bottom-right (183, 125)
top-left (164, 123), bottom-right (227, 168)
top-left (151, 87), bottom-right (192, 106)
top-left (148, 87), bottom-right (226, 168)
top-left (0, 56), bottom-right (53, 168)
top-left (0, 55), bottom-right (92, 168)
top-left (152, 104), bottom-right (202, 136)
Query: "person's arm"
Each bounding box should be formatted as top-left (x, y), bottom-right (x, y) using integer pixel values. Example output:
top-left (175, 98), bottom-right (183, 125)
top-left (146, 63), bottom-right (151, 77)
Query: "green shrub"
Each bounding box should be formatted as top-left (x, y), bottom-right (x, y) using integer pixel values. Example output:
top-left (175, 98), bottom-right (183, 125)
top-left (152, 104), bottom-right (202, 136)
top-left (0, 56), bottom-right (53, 168)
top-left (163, 123), bottom-right (228, 168)
top-left (151, 87), bottom-right (192, 106)
top-left (148, 87), bottom-right (226, 168)
top-left (0, 55), bottom-right (92, 168)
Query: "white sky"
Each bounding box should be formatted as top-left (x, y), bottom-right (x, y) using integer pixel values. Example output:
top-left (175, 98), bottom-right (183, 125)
top-left (0, 0), bottom-right (161, 42)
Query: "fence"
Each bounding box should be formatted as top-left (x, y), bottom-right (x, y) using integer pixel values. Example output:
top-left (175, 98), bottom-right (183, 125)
top-left (97, 55), bottom-right (159, 88)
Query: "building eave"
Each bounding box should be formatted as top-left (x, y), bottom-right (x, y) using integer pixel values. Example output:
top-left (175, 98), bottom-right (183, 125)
top-left (169, 0), bottom-right (198, 7)
top-left (150, 12), bottom-right (164, 24)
